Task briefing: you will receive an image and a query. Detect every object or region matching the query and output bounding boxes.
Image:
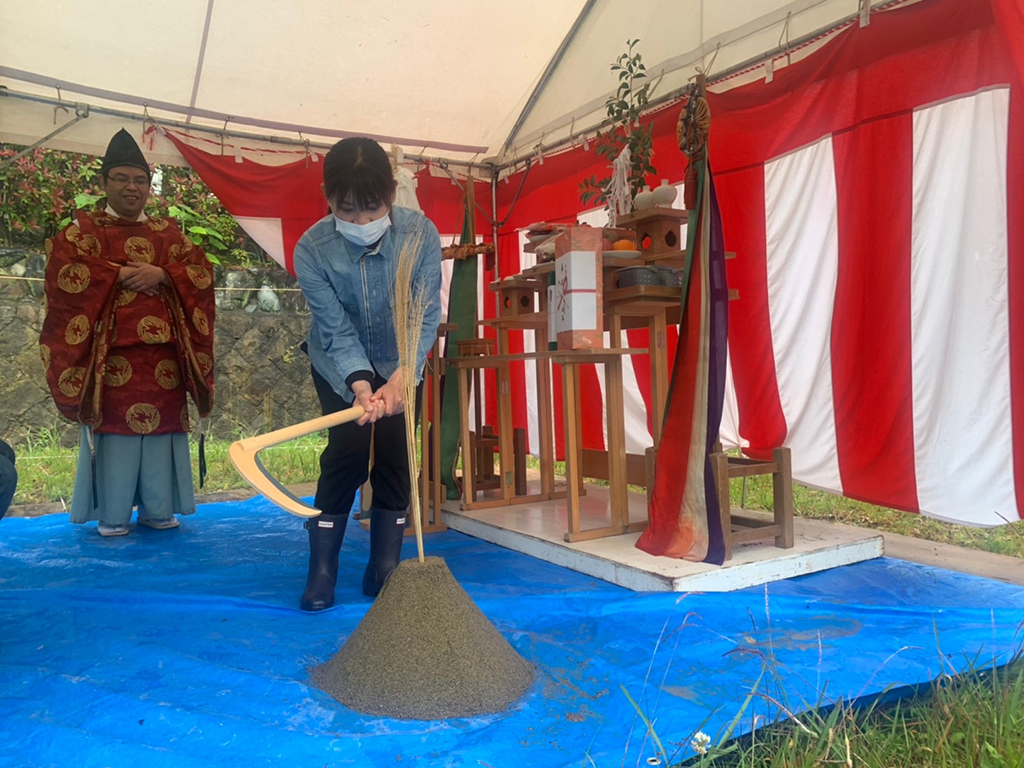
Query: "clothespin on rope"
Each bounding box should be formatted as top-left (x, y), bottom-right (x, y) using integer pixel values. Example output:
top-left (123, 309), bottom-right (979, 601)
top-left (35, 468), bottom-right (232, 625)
top-left (299, 131), bottom-right (318, 164)
top-left (220, 117), bottom-right (230, 155)
top-left (779, 13), bottom-right (792, 67)
top-left (859, 0), bottom-right (871, 28)
top-left (141, 104), bottom-right (160, 150)
top-left (53, 84), bottom-right (69, 125)
top-left (390, 143), bottom-right (405, 171)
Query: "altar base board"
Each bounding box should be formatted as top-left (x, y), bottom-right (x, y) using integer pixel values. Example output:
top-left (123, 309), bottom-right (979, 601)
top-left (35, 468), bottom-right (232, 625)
top-left (441, 482), bottom-right (883, 592)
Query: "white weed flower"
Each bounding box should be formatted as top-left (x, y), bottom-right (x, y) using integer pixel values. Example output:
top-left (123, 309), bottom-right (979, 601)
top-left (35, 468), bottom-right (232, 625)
top-left (691, 731), bottom-right (712, 755)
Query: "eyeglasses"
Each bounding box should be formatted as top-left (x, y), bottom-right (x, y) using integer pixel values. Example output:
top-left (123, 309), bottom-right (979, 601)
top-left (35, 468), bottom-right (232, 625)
top-left (109, 174), bottom-right (151, 186)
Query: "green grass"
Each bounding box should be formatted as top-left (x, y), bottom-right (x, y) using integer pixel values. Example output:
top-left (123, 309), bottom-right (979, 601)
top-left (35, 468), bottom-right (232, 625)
top-left (671, 656), bottom-right (1024, 767)
top-left (732, 472), bottom-right (1024, 559)
top-left (9, 429), bottom-right (1024, 558)
top-left (8, 426), bottom-right (328, 512)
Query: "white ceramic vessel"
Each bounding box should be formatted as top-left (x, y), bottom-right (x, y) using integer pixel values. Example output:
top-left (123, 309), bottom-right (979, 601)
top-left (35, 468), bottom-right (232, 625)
top-left (652, 179), bottom-right (676, 207)
top-left (634, 185), bottom-right (655, 210)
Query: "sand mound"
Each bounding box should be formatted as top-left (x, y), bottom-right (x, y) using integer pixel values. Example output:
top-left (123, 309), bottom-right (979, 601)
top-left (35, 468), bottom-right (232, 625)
top-left (312, 556), bottom-right (535, 720)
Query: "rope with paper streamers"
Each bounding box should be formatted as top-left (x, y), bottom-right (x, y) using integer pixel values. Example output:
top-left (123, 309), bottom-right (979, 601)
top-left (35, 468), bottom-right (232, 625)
top-left (678, 76), bottom-right (711, 210)
top-left (606, 145), bottom-right (633, 227)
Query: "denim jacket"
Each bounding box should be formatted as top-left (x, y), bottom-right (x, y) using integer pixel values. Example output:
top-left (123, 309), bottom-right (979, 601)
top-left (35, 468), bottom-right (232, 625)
top-left (293, 206), bottom-right (443, 402)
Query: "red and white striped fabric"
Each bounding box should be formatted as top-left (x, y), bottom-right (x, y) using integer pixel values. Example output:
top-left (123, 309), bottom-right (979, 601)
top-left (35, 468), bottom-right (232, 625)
top-left (491, 0), bottom-right (1024, 528)
top-left (721, 89), bottom-right (1010, 526)
top-left (709, 0), bottom-right (1023, 527)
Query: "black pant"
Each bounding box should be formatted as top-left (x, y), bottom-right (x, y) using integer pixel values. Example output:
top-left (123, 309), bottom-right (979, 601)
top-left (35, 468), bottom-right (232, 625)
top-left (0, 439), bottom-right (15, 520)
top-left (310, 366), bottom-right (422, 517)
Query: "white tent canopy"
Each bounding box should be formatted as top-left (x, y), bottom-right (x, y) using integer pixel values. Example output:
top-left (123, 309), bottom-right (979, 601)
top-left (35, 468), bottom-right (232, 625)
top-left (1, 0), bottom-right (884, 165)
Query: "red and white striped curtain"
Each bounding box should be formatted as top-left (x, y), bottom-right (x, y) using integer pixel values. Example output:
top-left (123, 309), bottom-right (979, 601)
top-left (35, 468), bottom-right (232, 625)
top-left (488, 0), bottom-right (1024, 528)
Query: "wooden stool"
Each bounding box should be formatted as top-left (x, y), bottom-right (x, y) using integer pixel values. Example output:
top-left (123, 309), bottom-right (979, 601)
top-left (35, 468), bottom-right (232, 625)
top-left (415, 327), bottom-right (449, 534)
top-left (454, 338), bottom-right (500, 491)
top-left (711, 443), bottom-right (795, 561)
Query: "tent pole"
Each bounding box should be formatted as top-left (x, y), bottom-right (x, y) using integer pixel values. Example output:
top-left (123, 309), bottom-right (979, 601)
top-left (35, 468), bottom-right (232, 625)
top-left (491, 165), bottom-right (501, 320)
top-left (498, 0), bottom-right (600, 160)
top-left (0, 107), bottom-right (88, 168)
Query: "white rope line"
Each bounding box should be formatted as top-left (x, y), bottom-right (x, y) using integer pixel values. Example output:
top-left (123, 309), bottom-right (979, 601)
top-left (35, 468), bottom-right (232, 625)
top-left (0, 273), bottom-right (306, 292)
top-left (12, 443), bottom-right (327, 462)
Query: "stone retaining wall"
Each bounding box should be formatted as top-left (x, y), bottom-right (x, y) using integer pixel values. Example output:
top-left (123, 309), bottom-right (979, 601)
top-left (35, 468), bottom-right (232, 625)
top-left (0, 248), bottom-right (322, 446)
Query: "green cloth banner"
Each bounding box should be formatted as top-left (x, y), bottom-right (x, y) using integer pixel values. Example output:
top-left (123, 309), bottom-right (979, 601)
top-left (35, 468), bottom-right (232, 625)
top-left (438, 211), bottom-right (478, 499)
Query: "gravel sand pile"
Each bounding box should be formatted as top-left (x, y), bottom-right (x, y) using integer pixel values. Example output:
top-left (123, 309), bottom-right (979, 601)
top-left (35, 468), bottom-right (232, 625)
top-left (312, 557), bottom-right (534, 719)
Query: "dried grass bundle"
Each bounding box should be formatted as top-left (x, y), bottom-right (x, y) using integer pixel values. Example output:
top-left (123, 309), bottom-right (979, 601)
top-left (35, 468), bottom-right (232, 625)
top-left (390, 228), bottom-right (428, 561)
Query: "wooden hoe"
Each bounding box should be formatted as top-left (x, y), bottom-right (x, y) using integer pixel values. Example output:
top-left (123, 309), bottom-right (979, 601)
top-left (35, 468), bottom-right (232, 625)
top-left (229, 406), bottom-right (365, 517)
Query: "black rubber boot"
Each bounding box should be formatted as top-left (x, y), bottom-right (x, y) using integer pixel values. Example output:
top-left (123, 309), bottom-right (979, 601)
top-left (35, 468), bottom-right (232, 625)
top-left (300, 514), bottom-right (348, 611)
top-left (361, 507), bottom-right (407, 597)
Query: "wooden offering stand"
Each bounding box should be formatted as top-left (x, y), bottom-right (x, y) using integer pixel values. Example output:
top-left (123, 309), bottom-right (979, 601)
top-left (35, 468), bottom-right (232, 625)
top-left (447, 214), bottom-right (793, 556)
top-left (414, 323), bottom-right (453, 535)
top-left (454, 338), bottom-right (500, 494)
top-left (605, 208), bottom-right (690, 449)
top-left (554, 347), bottom-right (647, 541)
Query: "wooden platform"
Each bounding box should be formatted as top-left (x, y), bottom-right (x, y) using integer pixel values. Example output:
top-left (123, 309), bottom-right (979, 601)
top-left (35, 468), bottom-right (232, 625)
top-left (441, 482), bottom-right (883, 592)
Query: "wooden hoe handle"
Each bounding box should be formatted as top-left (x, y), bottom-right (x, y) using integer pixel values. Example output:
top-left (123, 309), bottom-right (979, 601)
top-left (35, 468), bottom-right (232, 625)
top-left (228, 406), bottom-right (365, 518)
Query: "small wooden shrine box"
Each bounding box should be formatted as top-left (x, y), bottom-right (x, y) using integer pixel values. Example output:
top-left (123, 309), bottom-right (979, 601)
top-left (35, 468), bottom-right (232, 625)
top-left (551, 227), bottom-right (604, 350)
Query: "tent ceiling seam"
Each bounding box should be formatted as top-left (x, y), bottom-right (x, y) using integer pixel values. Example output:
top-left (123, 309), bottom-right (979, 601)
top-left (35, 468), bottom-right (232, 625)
top-left (186, 0), bottom-right (217, 122)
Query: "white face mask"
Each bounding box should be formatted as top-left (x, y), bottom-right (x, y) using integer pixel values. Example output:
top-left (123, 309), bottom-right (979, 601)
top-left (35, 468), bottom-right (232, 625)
top-left (334, 213), bottom-right (391, 246)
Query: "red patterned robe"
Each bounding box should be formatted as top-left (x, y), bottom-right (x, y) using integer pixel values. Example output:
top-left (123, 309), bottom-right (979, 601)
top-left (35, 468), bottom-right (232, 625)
top-left (39, 205), bottom-right (215, 436)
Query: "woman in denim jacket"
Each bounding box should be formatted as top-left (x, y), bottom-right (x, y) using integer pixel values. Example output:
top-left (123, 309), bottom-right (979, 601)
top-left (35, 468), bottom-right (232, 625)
top-left (292, 137), bottom-right (442, 611)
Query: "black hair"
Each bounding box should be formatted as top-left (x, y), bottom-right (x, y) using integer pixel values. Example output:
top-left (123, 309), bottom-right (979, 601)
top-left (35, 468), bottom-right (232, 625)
top-left (323, 137), bottom-right (396, 211)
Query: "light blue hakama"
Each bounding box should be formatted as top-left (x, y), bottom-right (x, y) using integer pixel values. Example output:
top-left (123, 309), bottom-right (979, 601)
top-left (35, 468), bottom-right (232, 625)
top-left (70, 428), bottom-right (197, 526)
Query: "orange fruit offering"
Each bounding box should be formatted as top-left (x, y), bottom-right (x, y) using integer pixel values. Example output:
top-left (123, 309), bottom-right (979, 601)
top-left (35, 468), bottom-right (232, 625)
top-left (612, 239), bottom-right (637, 251)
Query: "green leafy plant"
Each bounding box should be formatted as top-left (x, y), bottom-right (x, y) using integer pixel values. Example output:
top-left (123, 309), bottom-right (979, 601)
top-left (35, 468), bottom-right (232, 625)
top-left (0, 143), bottom-right (268, 268)
top-left (167, 203), bottom-right (225, 265)
top-left (579, 39), bottom-right (657, 208)
top-left (58, 193), bottom-right (102, 229)
top-left (0, 146), bottom-right (104, 243)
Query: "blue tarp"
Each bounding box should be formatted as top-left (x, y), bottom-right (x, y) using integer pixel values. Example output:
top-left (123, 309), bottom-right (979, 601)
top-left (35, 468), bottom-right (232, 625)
top-left (1, 495), bottom-right (1023, 767)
